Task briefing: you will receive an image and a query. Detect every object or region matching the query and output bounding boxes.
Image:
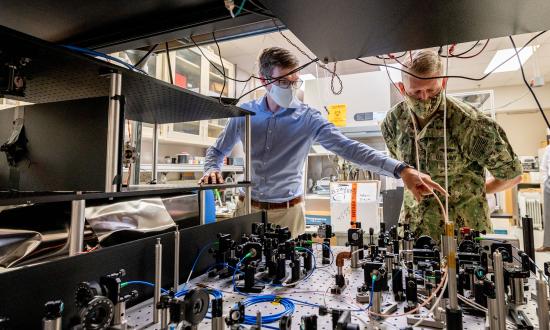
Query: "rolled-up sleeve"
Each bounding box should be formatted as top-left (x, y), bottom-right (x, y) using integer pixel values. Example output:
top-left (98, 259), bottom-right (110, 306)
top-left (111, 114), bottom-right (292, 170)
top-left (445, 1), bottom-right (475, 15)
top-left (311, 111), bottom-right (401, 178)
top-left (204, 117), bottom-right (242, 174)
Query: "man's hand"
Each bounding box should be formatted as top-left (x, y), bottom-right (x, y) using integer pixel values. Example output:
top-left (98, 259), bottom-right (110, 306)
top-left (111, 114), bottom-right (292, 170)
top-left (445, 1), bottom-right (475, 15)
top-left (199, 171), bottom-right (224, 184)
top-left (400, 167), bottom-right (447, 202)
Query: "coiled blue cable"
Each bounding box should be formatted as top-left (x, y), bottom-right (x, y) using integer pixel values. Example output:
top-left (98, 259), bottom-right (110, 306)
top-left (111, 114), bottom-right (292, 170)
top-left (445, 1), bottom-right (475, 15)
top-left (240, 295), bottom-right (295, 325)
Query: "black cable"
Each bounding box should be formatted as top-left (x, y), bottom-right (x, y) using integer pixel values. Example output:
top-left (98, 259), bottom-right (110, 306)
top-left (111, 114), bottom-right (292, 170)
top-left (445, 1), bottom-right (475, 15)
top-left (382, 58), bottom-right (402, 94)
top-left (248, 0), bottom-right (268, 11)
top-left (212, 32), bottom-right (227, 104)
top-left (439, 40), bottom-right (480, 58)
top-left (165, 42), bottom-right (174, 85)
top-left (190, 35), bottom-right (260, 83)
top-left (233, 58), bottom-right (320, 104)
top-left (189, 33), bottom-right (322, 104)
top-left (134, 44), bottom-right (159, 68)
top-left (330, 61), bottom-right (343, 95)
top-left (376, 51), bottom-right (408, 60)
top-left (241, 7), bottom-right (277, 18)
top-left (355, 30), bottom-right (547, 82)
top-left (452, 39), bottom-right (490, 59)
top-left (509, 35), bottom-right (550, 129)
top-left (272, 19), bottom-right (343, 95)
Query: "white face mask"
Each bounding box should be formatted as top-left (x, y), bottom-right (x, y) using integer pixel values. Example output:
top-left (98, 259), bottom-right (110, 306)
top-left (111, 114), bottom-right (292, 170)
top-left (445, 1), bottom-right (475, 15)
top-left (267, 84), bottom-right (298, 108)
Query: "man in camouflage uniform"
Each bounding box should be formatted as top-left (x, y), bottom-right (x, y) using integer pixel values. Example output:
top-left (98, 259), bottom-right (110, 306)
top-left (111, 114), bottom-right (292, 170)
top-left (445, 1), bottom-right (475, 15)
top-left (381, 49), bottom-right (523, 240)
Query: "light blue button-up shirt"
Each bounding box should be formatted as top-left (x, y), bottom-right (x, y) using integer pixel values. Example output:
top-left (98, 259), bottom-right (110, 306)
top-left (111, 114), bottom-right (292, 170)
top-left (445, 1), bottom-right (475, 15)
top-left (204, 96), bottom-right (402, 202)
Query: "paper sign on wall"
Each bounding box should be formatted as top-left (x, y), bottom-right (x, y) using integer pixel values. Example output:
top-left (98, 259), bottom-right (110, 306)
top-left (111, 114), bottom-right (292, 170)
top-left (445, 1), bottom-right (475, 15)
top-left (327, 104), bottom-right (347, 127)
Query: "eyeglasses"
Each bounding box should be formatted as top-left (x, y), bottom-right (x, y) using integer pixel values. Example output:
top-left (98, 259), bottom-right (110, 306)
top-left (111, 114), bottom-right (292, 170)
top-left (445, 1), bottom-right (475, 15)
top-left (268, 77), bottom-right (303, 89)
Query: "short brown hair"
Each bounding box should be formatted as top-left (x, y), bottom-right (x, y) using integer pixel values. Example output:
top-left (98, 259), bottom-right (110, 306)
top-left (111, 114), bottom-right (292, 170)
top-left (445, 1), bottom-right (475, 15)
top-left (402, 49), bottom-right (443, 78)
top-left (258, 47), bottom-right (299, 78)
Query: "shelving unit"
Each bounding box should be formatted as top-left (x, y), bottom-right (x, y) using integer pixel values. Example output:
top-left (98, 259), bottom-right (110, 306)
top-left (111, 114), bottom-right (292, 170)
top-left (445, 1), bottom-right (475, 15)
top-left (0, 25), bottom-right (254, 257)
top-left (123, 164), bottom-right (243, 173)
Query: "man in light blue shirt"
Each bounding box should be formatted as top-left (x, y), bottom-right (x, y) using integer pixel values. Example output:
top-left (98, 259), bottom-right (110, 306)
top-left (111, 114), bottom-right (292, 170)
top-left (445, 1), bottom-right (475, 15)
top-left (201, 47), bottom-right (445, 236)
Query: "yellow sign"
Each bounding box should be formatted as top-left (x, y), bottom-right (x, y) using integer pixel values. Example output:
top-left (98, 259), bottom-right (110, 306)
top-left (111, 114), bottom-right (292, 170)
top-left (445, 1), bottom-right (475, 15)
top-left (327, 104), bottom-right (347, 127)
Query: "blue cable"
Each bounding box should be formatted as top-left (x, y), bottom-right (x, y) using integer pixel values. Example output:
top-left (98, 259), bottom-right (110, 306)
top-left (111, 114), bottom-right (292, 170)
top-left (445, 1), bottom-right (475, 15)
top-left (292, 247), bottom-right (316, 283)
top-left (240, 295), bottom-right (295, 325)
top-left (62, 45), bottom-right (148, 74)
top-left (263, 325), bottom-right (279, 330)
top-left (287, 298), bottom-right (321, 308)
top-left (232, 255), bottom-right (251, 295)
top-left (209, 288), bottom-right (223, 299)
top-left (184, 241), bottom-right (218, 288)
top-left (234, 0), bottom-right (248, 17)
top-left (365, 276), bottom-right (376, 309)
top-left (315, 242), bottom-right (335, 267)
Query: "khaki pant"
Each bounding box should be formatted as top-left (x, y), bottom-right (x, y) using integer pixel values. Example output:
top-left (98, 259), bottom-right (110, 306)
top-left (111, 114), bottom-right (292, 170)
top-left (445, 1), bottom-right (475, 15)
top-left (235, 200), bottom-right (305, 238)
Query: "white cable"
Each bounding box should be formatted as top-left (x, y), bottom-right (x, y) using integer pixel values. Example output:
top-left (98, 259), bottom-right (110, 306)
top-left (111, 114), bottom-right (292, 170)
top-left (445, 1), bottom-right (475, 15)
top-left (351, 248), bottom-right (364, 257)
top-left (411, 270), bottom-right (449, 328)
top-left (458, 294), bottom-right (516, 327)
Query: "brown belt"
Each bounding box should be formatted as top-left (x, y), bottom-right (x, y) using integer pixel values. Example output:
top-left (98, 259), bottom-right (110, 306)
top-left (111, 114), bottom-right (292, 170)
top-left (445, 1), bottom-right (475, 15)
top-left (239, 196), bottom-right (303, 210)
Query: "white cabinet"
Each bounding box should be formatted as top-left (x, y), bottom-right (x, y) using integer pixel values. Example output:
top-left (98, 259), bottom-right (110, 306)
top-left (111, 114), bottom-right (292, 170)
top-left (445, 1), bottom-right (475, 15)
top-left (160, 47), bottom-right (233, 146)
top-left (135, 47), bottom-right (234, 147)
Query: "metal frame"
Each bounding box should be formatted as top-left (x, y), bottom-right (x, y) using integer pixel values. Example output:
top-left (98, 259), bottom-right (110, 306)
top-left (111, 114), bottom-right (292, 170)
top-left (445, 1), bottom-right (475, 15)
top-left (132, 121), bottom-right (142, 185)
top-left (244, 114), bottom-right (252, 214)
top-left (105, 72), bottom-right (123, 192)
top-left (151, 123), bottom-right (159, 184)
top-left (199, 190), bottom-right (206, 225)
top-left (68, 197), bottom-right (86, 256)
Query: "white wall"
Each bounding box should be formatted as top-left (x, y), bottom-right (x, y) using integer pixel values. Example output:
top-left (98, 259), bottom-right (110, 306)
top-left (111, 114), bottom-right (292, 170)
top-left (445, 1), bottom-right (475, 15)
top-left (451, 84), bottom-right (550, 156)
top-left (304, 71), bottom-right (391, 126)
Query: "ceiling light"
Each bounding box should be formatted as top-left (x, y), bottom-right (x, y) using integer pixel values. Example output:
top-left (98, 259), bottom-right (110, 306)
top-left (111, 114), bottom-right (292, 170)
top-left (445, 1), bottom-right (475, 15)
top-left (380, 63), bottom-right (402, 83)
top-left (299, 74), bottom-right (316, 80)
top-left (484, 46), bottom-right (539, 74)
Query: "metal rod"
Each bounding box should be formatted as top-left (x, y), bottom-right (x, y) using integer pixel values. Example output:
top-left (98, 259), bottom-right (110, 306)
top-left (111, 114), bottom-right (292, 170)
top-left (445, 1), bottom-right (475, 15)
top-left (493, 251), bottom-right (507, 330)
top-left (42, 318), bottom-right (61, 330)
top-left (174, 228), bottom-right (180, 290)
top-left (132, 121), bottom-right (142, 185)
top-left (350, 246), bottom-right (359, 268)
top-left (151, 123), bottom-right (159, 183)
top-left (105, 72), bottom-right (122, 192)
top-left (522, 217), bottom-right (536, 273)
top-left (244, 114), bottom-right (252, 214)
top-left (160, 307), bottom-right (169, 330)
top-left (487, 297), bottom-right (499, 330)
top-left (154, 238), bottom-right (162, 324)
top-left (113, 301), bottom-right (127, 329)
top-left (68, 197), bottom-right (86, 256)
top-left (372, 291), bottom-right (382, 317)
top-left (199, 190), bottom-right (206, 225)
top-left (444, 222), bottom-right (458, 310)
top-left (536, 277), bottom-right (550, 330)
